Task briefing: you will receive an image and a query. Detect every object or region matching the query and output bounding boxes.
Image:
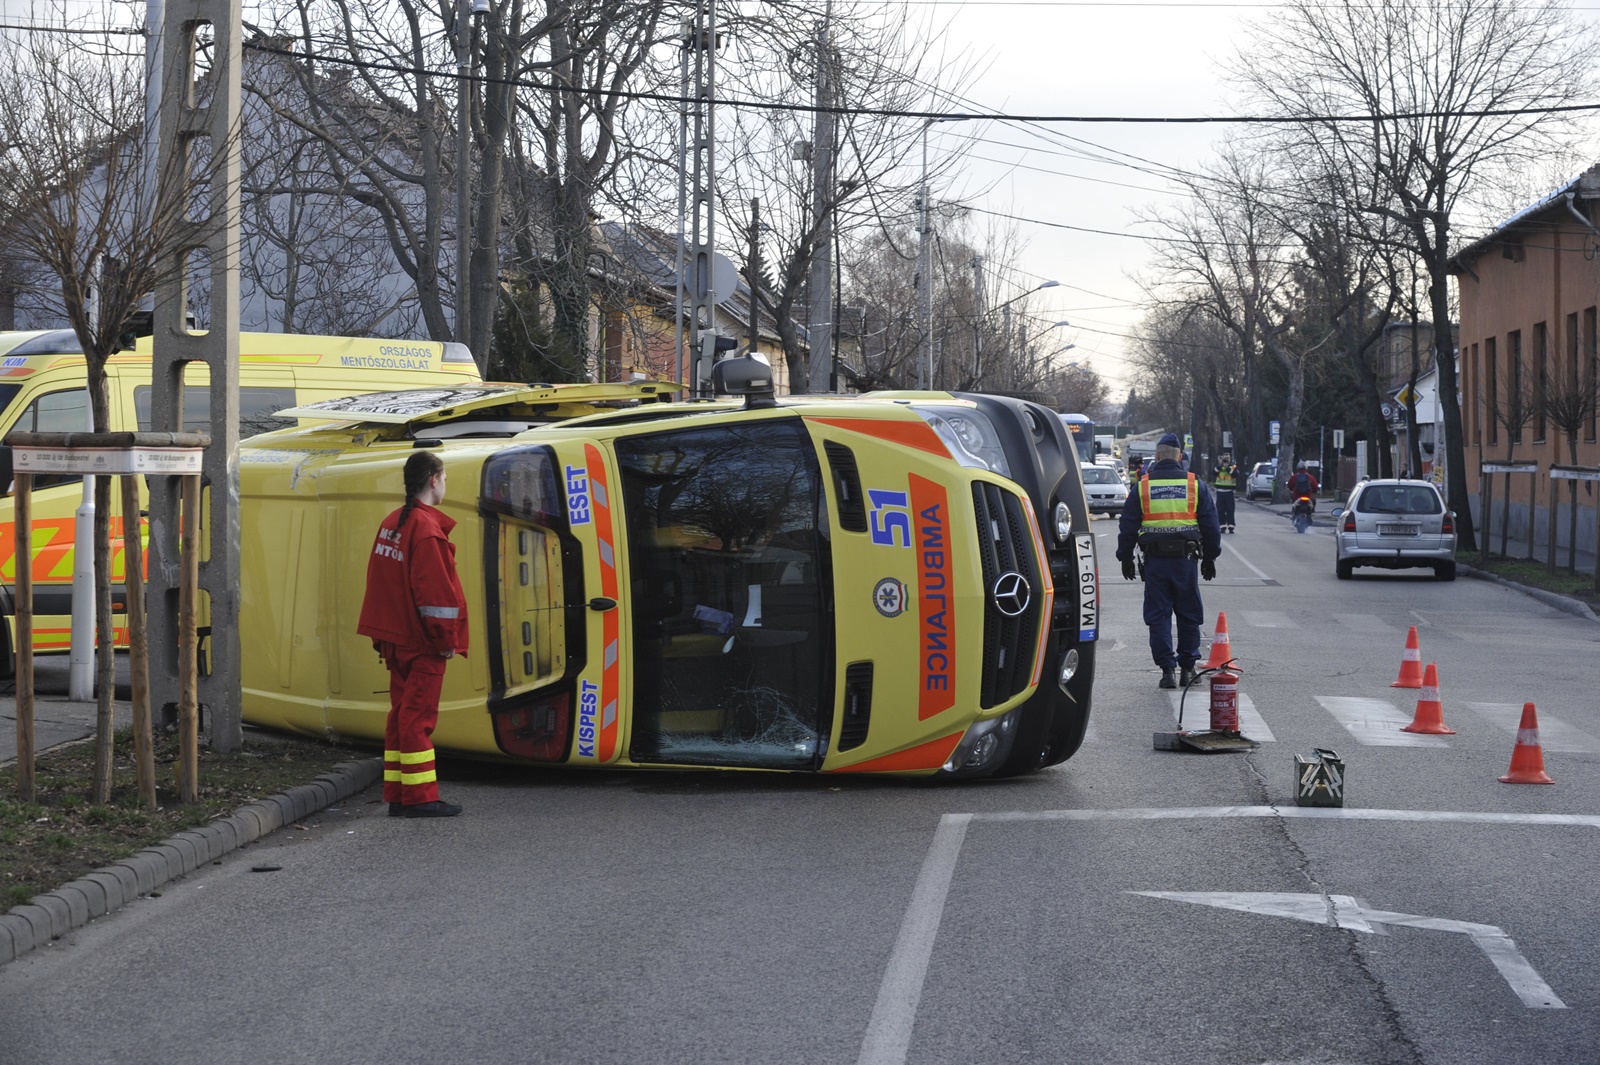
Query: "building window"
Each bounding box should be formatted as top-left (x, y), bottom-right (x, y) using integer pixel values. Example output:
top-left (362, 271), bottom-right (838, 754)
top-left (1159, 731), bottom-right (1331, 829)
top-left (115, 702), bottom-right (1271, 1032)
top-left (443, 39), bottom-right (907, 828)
top-left (1486, 335), bottom-right (1498, 445)
top-left (1588, 307), bottom-right (1598, 443)
top-left (1509, 330), bottom-right (1523, 445)
top-left (1470, 343), bottom-right (1480, 446)
top-left (1534, 321), bottom-right (1547, 443)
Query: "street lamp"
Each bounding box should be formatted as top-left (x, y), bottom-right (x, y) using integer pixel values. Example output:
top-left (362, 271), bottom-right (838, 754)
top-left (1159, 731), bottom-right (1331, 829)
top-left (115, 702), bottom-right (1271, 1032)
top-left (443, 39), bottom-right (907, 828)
top-left (987, 283), bottom-right (1059, 391)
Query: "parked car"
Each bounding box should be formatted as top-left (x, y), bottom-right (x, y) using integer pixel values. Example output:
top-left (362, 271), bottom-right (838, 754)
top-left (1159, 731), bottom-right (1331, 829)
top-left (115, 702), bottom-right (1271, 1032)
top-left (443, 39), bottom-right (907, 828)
top-left (1334, 479), bottom-right (1457, 581)
top-left (1245, 461), bottom-right (1277, 500)
top-left (1081, 462), bottom-right (1130, 514)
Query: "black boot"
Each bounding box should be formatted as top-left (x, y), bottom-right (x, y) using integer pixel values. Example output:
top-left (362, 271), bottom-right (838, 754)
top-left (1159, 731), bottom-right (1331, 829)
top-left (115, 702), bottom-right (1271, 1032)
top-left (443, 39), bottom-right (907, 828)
top-left (401, 800), bottom-right (463, 818)
top-left (1159, 668), bottom-right (1177, 690)
top-left (1180, 665), bottom-right (1197, 688)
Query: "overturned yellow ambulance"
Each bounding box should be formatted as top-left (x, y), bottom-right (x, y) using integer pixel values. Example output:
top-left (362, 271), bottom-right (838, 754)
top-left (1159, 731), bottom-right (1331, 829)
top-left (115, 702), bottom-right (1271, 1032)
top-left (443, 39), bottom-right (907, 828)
top-left (239, 358), bottom-right (1099, 778)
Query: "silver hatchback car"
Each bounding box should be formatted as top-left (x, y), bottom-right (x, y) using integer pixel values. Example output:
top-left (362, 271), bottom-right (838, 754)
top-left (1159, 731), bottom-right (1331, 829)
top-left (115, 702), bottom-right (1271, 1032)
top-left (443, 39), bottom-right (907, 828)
top-left (1334, 479), bottom-right (1457, 581)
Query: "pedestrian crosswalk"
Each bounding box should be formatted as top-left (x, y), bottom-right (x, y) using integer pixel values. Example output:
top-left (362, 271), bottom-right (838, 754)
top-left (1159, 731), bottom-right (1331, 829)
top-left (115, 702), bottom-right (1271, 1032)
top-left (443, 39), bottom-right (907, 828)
top-left (1463, 702), bottom-right (1600, 754)
top-left (1314, 696), bottom-right (1451, 748)
top-left (1166, 691), bottom-right (1277, 742)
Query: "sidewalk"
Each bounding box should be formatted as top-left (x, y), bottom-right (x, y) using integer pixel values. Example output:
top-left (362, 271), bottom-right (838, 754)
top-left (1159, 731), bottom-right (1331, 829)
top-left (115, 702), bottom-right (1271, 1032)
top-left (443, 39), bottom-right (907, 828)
top-left (0, 655), bottom-right (131, 766)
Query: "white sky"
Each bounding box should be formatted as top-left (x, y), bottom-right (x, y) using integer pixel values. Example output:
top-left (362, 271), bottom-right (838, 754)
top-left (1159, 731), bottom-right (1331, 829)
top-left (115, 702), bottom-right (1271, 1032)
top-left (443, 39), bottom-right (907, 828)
top-left (916, 0), bottom-right (1600, 405)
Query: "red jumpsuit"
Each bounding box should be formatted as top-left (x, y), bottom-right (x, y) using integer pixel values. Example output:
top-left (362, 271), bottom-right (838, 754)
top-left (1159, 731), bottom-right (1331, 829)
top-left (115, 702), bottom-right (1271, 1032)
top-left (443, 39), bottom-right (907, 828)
top-left (356, 501), bottom-right (468, 807)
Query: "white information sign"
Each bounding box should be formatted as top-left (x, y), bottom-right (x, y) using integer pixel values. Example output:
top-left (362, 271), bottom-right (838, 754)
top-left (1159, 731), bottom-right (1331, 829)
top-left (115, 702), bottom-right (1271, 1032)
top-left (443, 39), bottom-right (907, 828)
top-left (12, 447), bottom-right (204, 476)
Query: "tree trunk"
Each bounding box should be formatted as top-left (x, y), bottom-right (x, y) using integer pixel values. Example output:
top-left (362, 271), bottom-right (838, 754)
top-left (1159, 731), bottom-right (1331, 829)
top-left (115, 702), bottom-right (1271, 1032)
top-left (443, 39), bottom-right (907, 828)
top-left (1428, 263), bottom-right (1475, 551)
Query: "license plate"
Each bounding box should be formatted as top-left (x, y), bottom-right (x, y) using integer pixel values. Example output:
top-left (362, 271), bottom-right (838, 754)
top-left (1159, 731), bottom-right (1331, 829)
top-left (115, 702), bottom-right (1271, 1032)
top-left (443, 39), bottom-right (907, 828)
top-left (1378, 523), bottom-right (1419, 535)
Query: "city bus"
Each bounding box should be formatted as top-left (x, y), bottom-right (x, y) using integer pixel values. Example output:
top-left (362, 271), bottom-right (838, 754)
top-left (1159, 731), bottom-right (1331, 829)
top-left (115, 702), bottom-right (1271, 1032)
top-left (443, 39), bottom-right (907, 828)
top-left (1060, 413), bottom-right (1095, 461)
top-left (237, 359), bottom-right (1101, 778)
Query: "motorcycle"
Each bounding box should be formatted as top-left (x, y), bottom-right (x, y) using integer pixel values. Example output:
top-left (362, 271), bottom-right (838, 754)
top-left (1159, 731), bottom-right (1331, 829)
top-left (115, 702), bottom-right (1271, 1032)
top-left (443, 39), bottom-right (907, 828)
top-left (1292, 494), bottom-right (1314, 533)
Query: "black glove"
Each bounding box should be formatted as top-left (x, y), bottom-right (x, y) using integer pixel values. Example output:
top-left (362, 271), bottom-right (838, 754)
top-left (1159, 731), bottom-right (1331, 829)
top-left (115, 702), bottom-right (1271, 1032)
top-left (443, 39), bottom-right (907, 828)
top-left (1201, 558), bottom-right (1216, 581)
top-left (1121, 557), bottom-right (1137, 581)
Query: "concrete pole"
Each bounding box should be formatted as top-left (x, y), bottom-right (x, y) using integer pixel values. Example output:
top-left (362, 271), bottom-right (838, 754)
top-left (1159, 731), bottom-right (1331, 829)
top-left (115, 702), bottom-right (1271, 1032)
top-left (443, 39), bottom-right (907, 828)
top-left (455, 0), bottom-right (473, 348)
top-left (805, 8), bottom-right (834, 394)
top-left (916, 121), bottom-right (931, 389)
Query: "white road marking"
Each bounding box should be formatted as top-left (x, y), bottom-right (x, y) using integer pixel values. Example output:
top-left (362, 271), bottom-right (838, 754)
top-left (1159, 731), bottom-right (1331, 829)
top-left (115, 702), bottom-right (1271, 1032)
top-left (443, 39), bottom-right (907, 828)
top-left (1242, 611), bottom-right (1297, 629)
top-left (969, 806), bottom-right (1600, 828)
top-left (1133, 892), bottom-right (1565, 1009)
top-left (1220, 539), bottom-right (1273, 581)
top-left (1316, 696), bottom-right (1451, 747)
top-left (1334, 613), bottom-right (1399, 635)
top-left (855, 813), bottom-right (970, 1065)
top-left (1167, 690), bottom-right (1277, 742)
top-left (861, 806), bottom-right (1596, 1062)
top-left (1463, 703), bottom-right (1600, 753)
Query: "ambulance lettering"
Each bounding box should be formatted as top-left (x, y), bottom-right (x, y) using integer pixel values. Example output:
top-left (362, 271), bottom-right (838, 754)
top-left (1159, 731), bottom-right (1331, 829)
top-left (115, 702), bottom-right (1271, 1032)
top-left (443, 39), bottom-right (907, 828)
top-left (909, 474), bottom-right (955, 719)
top-left (565, 464), bottom-right (592, 525)
top-left (867, 489), bottom-right (911, 547)
top-left (577, 678), bottom-right (599, 758)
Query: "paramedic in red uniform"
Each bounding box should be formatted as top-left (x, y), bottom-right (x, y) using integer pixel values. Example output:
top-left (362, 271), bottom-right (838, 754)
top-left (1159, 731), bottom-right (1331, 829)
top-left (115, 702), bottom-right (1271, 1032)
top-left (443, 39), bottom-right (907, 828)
top-left (357, 450), bottom-right (468, 818)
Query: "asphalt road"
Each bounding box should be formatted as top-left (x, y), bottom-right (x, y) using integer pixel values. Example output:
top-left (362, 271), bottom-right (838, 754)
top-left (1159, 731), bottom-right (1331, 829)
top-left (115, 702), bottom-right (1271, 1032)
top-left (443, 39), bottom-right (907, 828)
top-left (2, 499), bottom-right (1597, 1065)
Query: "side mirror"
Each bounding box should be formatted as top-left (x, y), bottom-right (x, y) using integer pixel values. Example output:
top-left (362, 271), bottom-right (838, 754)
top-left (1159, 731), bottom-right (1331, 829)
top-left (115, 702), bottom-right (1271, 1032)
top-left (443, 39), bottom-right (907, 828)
top-left (711, 355), bottom-right (777, 410)
top-left (1330, 507), bottom-right (1344, 520)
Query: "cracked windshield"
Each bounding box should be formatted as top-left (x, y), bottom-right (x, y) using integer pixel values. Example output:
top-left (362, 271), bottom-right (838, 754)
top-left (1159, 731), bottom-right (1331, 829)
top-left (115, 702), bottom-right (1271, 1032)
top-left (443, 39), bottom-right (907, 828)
top-left (615, 419), bottom-right (829, 769)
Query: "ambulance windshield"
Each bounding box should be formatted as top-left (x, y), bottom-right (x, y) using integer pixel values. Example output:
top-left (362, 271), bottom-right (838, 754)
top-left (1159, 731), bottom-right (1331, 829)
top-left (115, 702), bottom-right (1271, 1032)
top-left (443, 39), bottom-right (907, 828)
top-left (615, 419), bottom-right (830, 769)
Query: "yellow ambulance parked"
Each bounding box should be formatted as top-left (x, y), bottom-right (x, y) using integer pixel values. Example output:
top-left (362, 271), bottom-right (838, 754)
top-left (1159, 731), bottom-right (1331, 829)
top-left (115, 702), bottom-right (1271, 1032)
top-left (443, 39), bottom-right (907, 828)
top-left (0, 329), bottom-right (481, 661)
top-left (237, 357), bottom-right (1100, 778)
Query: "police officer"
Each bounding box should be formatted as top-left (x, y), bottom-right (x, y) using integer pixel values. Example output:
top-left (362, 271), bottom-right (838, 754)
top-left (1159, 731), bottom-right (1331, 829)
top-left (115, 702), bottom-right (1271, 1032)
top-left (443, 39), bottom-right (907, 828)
top-left (1116, 433), bottom-right (1222, 689)
top-left (1212, 452), bottom-right (1239, 533)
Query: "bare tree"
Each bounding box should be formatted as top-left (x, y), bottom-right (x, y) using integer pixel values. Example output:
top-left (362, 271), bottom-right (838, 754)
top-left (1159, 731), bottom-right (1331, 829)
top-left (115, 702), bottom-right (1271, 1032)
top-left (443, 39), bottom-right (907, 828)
top-left (1234, 0), bottom-right (1599, 550)
top-left (0, 2), bottom-right (222, 801)
top-left (712, 3), bottom-right (979, 392)
top-left (1484, 351), bottom-right (1537, 558)
top-left (1544, 345), bottom-right (1599, 572)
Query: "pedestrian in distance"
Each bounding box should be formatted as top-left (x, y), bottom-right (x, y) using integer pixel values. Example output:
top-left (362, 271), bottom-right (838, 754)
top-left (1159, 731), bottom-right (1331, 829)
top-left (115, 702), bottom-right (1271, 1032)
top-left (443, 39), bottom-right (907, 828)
top-left (1212, 452), bottom-right (1239, 533)
top-left (1116, 433), bottom-right (1222, 690)
top-left (357, 450), bottom-right (469, 818)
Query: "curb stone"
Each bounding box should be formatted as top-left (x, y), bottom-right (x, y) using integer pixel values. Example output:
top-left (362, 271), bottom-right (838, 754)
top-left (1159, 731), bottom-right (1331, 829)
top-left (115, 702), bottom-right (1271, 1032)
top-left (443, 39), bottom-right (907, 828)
top-left (0, 756), bottom-right (381, 969)
top-left (1459, 563), bottom-right (1600, 623)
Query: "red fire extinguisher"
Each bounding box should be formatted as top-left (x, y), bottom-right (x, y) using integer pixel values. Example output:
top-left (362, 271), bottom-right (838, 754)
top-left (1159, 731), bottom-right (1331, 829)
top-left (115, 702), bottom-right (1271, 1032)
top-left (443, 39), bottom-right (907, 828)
top-left (1209, 664), bottom-right (1241, 733)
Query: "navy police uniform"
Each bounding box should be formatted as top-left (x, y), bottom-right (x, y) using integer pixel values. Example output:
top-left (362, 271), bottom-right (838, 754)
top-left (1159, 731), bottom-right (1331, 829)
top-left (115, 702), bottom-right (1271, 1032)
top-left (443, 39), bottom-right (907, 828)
top-left (1115, 435), bottom-right (1222, 685)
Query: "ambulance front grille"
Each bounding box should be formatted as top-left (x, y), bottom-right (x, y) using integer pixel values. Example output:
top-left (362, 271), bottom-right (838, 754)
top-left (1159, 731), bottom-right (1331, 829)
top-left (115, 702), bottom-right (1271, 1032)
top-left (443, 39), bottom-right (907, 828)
top-left (972, 483), bottom-right (1042, 709)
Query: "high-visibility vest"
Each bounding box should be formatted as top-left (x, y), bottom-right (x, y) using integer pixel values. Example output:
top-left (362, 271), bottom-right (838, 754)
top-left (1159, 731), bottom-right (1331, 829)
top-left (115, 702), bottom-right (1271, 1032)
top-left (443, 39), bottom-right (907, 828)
top-left (1215, 465), bottom-right (1236, 489)
top-left (1139, 474), bottom-right (1200, 534)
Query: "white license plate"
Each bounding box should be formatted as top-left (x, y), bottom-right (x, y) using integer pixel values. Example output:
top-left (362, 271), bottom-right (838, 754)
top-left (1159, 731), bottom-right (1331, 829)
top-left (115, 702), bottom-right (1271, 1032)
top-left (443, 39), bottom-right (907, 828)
top-left (1378, 523), bottom-right (1419, 535)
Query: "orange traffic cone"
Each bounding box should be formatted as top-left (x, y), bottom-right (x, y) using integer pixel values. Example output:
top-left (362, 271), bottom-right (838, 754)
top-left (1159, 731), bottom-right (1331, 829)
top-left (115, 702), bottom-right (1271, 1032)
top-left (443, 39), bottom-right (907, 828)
top-left (1400, 663), bottom-right (1455, 735)
top-left (1500, 703), bottom-right (1555, 784)
top-left (1390, 625), bottom-right (1425, 688)
top-left (1205, 612), bottom-right (1233, 669)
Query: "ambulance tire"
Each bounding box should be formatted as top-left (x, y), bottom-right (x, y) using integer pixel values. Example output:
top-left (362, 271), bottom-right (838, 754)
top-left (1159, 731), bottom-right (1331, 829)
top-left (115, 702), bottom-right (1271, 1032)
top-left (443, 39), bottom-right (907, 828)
top-left (981, 389), bottom-right (1056, 408)
top-left (0, 616), bottom-right (12, 681)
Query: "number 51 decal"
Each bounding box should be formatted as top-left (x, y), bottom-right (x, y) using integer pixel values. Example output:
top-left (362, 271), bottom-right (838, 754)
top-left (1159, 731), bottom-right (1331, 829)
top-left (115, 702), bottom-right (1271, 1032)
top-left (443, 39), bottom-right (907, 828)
top-left (868, 489), bottom-right (911, 547)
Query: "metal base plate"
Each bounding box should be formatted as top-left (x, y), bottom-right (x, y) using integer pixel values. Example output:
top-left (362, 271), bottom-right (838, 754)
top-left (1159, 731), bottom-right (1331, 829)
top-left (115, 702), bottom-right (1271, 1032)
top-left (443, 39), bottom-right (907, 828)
top-left (1153, 730), bottom-right (1258, 754)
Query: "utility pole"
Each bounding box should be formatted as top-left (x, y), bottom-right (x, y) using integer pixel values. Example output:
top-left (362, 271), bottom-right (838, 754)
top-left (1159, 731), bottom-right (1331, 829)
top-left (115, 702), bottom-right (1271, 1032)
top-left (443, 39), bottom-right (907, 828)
top-left (747, 198), bottom-right (760, 354)
top-left (970, 255), bottom-right (984, 386)
top-left (684, 0), bottom-right (720, 396)
top-left (805, 5), bottom-right (835, 394)
top-left (148, 0), bottom-right (243, 749)
top-left (916, 122), bottom-right (931, 388)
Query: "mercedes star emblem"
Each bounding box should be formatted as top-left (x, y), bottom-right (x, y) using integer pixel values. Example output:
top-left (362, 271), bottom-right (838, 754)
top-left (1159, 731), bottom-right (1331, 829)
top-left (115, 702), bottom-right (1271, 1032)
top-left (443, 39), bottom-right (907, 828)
top-left (991, 571), bottom-right (1031, 618)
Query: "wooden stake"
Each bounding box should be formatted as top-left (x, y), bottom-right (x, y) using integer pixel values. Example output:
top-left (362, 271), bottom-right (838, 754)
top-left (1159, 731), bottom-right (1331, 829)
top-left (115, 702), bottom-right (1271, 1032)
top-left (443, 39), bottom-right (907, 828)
top-left (120, 474), bottom-right (155, 809)
top-left (177, 473), bottom-right (200, 804)
top-left (13, 473), bottom-right (33, 803)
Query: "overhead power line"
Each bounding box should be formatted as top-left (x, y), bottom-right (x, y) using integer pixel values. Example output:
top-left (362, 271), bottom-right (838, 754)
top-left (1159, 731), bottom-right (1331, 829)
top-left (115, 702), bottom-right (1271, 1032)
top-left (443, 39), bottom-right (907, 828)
top-left (241, 39), bottom-right (1600, 127)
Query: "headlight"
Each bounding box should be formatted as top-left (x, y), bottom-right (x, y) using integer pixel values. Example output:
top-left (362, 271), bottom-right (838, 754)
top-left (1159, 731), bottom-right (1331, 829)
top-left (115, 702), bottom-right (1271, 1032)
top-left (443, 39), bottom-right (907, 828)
top-left (915, 407), bottom-right (1011, 477)
top-left (940, 707), bottom-right (1022, 775)
top-left (1054, 502), bottom-right (1072, 542)
top-left (1058, 648), bottom-right (1079, 689)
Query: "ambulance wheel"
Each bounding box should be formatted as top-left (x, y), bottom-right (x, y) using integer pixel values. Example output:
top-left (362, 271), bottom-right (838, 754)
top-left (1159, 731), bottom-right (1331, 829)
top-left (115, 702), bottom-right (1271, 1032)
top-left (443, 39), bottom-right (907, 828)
top-left (0, 619), bottom-right (12, 681)
top-left (1434, 561), bottom-right (1456, 581)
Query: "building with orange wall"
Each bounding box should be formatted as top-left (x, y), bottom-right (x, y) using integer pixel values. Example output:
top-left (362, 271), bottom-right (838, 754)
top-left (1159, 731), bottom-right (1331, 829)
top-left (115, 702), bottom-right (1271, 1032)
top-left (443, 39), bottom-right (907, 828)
top-left (1450, 165), bottom-right (1600, 560)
